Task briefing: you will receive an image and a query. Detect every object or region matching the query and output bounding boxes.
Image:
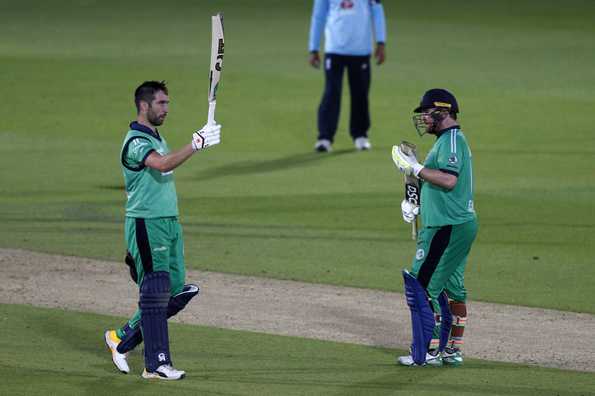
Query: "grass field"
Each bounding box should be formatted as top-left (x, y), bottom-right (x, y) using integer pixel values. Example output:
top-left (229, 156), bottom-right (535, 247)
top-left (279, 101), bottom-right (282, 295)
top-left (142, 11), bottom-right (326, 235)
top-left (2, 0), bottom-right (594, 313)
top-left (1, 304), bottom-right (594, 396)
top-left (1, 0), bottom-right (595, 394)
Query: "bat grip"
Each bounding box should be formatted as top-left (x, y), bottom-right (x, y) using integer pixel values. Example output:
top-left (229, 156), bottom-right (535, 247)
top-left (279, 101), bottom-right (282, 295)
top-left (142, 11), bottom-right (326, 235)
top-left (207, 101), bottom-right (216, 126)
top-left (412, 217), bottom-right (417, 240)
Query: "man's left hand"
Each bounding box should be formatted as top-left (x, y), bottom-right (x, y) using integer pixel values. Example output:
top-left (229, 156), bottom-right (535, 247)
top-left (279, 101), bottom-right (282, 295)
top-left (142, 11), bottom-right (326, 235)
top-left (392, 145), bottom-right (423, 177)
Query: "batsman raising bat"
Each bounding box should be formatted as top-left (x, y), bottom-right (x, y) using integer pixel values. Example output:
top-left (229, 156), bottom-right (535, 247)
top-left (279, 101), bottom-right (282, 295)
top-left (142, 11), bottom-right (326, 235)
top-left (103, 13), bottom-right (225, 380)
top-left (391, 88), bottom-right (478, 367)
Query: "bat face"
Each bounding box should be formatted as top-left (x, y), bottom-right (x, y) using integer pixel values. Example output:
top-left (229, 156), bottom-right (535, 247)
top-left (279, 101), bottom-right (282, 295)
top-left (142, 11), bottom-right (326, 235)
top-left (401, 142), bottom-right (420, 206)
top-left (405, 178), bottom-right (420, 206)
top-left (399, 141), bottom-right (420, 240)
top-left (208, 13), bottom-right (225, 103)
top-left (214, 38), bottom-right (224, 71)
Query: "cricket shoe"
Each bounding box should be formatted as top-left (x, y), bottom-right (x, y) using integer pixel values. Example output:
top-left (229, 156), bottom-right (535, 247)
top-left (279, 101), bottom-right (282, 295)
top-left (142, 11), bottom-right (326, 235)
top-left (314, 139), bottom-right (332, 152)
top-left (397, 352), bottom-right (443, 367)
top-left (442, 348), bottom-right (464, 366)
top-left (142, 364), bottom-right (186, 380)
top-left (104, 330), bottom-right (130, 374)
top-left (354, 137), bottom-right (371, 151)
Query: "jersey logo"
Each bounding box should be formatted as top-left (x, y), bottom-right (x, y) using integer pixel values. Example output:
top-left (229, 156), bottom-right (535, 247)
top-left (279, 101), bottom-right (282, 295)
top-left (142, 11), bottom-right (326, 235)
top-left (416, 249), bottom-right (425, 260)
top-left (340, 0), bottom-right (354, 9)
top-left (448, 154), bottom-right (458, 165)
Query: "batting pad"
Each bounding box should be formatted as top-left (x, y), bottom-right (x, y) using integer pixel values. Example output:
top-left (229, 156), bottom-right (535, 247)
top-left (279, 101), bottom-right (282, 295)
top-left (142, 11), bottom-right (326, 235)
top-left (117, 284), bottom-right (200, 354)
top-left (403, 270), bottom-right (435, 365)
top-left (168, 284), bottom-right (200, 317)
top-left (117, 323), bottom-right (143, 354)
top-left (140, 271), bottom-right (171, 371)
top-left (438, 291), bottom-right (453, 352)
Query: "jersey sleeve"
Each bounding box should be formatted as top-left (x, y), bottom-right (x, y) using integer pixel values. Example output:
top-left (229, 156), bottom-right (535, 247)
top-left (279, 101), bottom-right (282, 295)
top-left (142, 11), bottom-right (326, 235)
top-left (308, 0), bottom-right (328, 52)
top-left (436, 131), bottom-right (463, 176)
top-left (371, 1), bottom-right (386, 44)
top-left (122, 137), bottom-right (155, 170)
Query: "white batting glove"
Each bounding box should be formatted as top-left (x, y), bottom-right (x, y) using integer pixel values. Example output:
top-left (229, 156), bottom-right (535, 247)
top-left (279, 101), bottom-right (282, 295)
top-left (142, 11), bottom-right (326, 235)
top-left (391, 145), bottom-right (424, 178)
top-left (192, 124), bottom-right (221, 152)
top-left (401, 199), bottom-right (420, 223)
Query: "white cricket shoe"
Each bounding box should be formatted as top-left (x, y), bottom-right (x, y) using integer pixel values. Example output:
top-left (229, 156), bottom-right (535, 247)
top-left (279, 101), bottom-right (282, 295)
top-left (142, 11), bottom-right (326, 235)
top-left (104, 330), bottom-right (130, 374)
top-left (142, 364), bottom-right (186, 380)
top-left (354, 137), bottom-right (371, 151)
top-left (314, 139), bottom-right (332, 152)
top-left (397, 352), bottom-right (443, 367)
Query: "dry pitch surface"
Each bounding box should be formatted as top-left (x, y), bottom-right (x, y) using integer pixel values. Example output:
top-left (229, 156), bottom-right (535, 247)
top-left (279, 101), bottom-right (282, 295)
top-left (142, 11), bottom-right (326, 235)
top-left (1, 248), bottom-right (594, 372)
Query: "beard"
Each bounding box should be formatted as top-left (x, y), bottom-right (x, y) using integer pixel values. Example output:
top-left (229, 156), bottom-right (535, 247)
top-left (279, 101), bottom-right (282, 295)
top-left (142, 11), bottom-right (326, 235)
top-left (147, 111), bottom-right (165, 126)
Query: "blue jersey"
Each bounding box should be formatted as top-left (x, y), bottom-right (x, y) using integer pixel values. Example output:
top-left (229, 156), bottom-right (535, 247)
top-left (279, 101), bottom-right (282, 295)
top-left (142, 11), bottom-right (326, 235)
top-left (308, 0), bottom-right (386, 56)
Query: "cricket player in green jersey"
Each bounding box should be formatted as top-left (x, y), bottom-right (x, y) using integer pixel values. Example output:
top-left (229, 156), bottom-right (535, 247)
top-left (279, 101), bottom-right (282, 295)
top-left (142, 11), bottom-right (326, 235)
top-left (392, 88), bottom-right (477, 367)
top-left (103, 81), bottom-right (221, 380)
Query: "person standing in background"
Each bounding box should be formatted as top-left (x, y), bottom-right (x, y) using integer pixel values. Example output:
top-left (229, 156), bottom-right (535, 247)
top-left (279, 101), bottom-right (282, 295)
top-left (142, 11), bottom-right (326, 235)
top-left (308, 0), bottom-right (387, 152)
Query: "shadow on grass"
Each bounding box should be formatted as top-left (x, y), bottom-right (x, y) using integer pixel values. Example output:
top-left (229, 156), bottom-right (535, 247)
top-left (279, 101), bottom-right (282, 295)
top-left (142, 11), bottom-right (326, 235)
top-left (97, 184), bottom-right (125, 191)
top-left (181, 222), bottom-right (399, 244)
top-left (192, 149), bottom-right (356, 181)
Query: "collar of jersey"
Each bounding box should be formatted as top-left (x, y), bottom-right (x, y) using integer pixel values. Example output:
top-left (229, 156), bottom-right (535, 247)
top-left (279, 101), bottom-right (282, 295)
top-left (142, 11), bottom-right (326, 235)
top-left (129, 121), bottom-right (162, 141)
top-left (435, 125), bottom-right (460, 139)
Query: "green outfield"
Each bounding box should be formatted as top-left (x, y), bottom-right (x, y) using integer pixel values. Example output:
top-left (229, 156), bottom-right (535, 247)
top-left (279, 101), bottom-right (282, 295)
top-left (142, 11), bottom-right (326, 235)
top-left (1, 304), bottom-right (593, 396)
top-left (2, 0), bottom-right (594, 313)
top-left (1, 0), bottom-right (594, 393)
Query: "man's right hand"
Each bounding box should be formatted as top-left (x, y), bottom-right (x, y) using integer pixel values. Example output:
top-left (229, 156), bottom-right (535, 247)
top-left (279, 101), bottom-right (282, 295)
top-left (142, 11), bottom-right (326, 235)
top-left (401, 199), bottom-right (420, 223)
top-left (375, 43), bottom-right (386, 65)
top-left (192, 124), bottom-right (221, 152)
top-left (309, 51), bottom-right (320, 68)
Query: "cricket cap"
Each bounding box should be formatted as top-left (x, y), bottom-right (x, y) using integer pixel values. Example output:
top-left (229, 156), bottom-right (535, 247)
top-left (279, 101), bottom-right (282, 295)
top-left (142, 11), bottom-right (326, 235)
top-left (414, 88), bottom-right (459, 113)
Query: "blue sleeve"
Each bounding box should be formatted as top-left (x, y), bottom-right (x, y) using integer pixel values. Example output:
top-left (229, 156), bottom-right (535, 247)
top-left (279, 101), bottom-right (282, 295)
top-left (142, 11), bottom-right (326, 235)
top-left (371, 1), bottom-right (386, 43)
top-left (308, 0), bottom-right (328, 52)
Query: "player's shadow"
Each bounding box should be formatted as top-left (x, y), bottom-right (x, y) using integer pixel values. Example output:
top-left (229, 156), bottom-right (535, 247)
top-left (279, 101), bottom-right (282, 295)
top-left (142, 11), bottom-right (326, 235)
top-left (193, 149), bottom-right (355, 181)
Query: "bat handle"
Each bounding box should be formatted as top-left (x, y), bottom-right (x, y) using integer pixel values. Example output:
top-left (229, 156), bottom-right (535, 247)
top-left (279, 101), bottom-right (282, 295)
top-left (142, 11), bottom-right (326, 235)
top-left (412, 217), bottom-right (418, 240)
top-left (207, 101), bottom-right (216, 126)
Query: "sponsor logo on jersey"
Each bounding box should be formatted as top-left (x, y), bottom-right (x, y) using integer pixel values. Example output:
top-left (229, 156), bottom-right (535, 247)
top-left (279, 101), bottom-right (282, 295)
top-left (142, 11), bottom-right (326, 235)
top-left (340, 0), bottom-right (354, 9)
top-left (416, 249), bottom-right (425, 260)
top-left (468, 200), bottom-right (475, 213)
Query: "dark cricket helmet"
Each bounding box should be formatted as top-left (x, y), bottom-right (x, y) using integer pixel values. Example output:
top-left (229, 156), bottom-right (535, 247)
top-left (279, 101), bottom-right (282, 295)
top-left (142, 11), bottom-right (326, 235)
top-left (414, 88), bottom-right (459, 114)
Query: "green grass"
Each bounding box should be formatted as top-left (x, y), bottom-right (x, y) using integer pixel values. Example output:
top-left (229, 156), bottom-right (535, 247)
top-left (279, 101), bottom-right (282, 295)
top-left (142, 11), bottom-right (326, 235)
top-left (1, 304), bottom-right (593, 396)
top-left (1, 0), bottom-right (595, 314)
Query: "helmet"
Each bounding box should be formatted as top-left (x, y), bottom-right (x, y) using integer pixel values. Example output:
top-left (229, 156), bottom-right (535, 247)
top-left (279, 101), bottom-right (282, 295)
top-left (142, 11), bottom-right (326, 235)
top-left (412, 89), bottom-right (459, 136)
top-left (414, 88), bottom-right (459, 114)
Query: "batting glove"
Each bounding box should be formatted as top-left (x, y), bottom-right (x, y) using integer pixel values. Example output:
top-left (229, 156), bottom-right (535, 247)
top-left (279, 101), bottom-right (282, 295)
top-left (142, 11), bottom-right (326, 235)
top-left (391, 145), bottom-right (424, 178)
top-left (401, 199), bottom-right (420, 224)
top-left (192, 124), bottom-right (221, 152)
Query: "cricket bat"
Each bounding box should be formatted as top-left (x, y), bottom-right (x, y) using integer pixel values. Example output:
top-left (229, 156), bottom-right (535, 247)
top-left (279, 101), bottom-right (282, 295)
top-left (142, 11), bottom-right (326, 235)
top-left (207, 13), bottom-right (225, 126)
top-left (400, 141), bottom-right (420, 240)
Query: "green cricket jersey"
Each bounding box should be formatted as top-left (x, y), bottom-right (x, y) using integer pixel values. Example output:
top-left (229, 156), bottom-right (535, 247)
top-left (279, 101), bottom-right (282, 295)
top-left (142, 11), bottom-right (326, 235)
top-left (120, 122), bottom-right (179, 218)
top-left (421, 126), bottom-right (476, 227)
